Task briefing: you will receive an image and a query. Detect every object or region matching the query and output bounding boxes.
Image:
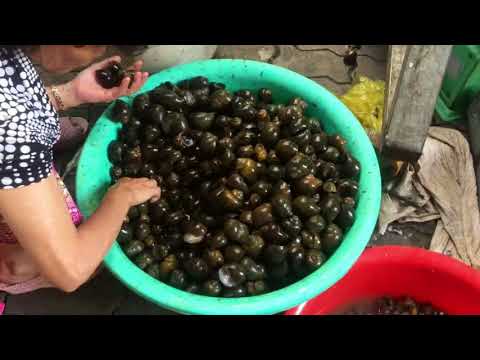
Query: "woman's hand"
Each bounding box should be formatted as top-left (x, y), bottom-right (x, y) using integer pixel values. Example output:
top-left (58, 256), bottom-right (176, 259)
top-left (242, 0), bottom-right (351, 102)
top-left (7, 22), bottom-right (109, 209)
top-left (107, 177), bottom-right (161, 208)
top-left (70, 56), bottom-right (149, 106)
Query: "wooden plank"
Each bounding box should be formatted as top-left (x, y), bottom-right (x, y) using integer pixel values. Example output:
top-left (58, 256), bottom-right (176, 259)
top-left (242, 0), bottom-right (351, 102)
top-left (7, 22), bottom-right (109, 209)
top-left (382, 45), bottom-right (452, 162)
top-left (380, 46), bottom-right (408, 174)
top-left (383, 45), bottom-right (408, 128)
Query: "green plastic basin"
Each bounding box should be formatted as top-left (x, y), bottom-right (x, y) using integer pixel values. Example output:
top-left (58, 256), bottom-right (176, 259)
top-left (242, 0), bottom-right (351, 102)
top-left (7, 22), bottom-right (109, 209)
top-left (76, 59), bottom-right (381, 315)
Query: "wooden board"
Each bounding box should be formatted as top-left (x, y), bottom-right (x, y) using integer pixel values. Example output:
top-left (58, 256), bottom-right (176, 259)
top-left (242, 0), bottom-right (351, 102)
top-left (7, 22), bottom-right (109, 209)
top-left (383, 45), bottom-right (408, 129)
top-left (381, 45), bottom-right (452, 162)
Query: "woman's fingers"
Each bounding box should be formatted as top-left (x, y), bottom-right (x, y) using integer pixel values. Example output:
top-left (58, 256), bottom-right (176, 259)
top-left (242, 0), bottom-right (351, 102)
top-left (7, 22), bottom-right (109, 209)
top-left (126, 71), bottom-right (149, 94)
top-left (134, 178), bottom-right (160, 191)
top-left (128, 72), bottom-right (144, 93)
top-left (149, 186), bottom-right (162, 202)
top-left (138, 72), bottom-right (149, 89)
top-left (108, 72), bottom-right (149, 99)
top-left (137, 178), bottom-right (161, 203)
top-left (150, 194), bottom-right (161, 203)
top-left (114, 177), bottom-right (161, 206)
top-left (107, 76), bottom-right (131, 99)
top-left (135, 178), bottom-right (156, 186)
top-left (127, 59), bottom-right (144, 72)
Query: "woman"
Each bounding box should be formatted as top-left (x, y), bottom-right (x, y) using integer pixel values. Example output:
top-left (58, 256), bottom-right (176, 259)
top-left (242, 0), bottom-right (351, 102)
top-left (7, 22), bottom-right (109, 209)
top-left (0, 45), bottom-right (161, 295)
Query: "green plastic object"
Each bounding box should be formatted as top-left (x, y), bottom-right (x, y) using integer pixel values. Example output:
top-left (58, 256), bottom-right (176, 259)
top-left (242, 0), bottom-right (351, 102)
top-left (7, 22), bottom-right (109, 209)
top-left (435, 45), bottom-right (480, 123)
top-left (76, 59), bottom-right (381, 315)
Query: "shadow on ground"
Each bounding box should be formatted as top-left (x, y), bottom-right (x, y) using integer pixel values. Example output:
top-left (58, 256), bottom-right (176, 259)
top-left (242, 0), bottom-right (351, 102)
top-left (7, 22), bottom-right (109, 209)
top-left (4, 270), bottom-right (176, 315)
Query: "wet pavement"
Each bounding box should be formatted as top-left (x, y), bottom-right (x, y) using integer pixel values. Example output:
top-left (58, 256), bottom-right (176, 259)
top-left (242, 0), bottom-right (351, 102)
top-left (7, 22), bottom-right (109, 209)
top-left (2, 45), bottom-right (419, 315)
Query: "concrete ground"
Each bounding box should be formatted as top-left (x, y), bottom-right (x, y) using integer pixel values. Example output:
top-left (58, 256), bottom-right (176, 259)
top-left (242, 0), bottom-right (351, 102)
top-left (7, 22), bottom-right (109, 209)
top-left (2, 45), bottom-right (421, 315)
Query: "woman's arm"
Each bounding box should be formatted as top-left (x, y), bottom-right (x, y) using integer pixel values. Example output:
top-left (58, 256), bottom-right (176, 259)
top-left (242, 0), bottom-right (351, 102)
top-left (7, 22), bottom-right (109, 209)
top-left (0, 176), bottom-right (160, 292)
top-left (45, 56), bottom-right (148, 112)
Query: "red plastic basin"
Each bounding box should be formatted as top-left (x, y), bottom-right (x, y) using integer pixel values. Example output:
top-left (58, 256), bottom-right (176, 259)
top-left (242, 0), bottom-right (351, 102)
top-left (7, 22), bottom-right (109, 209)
top-left (285, 246), bottom-right (480, 315)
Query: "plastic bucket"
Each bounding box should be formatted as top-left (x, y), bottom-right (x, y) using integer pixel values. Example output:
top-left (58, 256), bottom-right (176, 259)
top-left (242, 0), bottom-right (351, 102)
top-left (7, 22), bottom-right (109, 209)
top-left (285, 246), bottom-right (480, 315)
top-left (76, 59), bottom-right (381, 315)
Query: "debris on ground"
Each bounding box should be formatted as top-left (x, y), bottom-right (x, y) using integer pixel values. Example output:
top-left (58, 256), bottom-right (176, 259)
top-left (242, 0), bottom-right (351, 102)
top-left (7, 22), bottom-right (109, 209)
top-left (378, 127), bottom-right (480, 269)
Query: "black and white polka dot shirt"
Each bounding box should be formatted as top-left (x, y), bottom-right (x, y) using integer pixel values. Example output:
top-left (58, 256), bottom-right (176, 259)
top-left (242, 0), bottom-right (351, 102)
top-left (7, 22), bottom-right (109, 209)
top-left (0, 47), bottom-right (60, 189)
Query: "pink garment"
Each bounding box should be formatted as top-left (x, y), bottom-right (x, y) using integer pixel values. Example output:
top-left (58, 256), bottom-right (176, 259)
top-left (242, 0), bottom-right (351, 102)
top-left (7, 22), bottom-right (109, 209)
top-left (0, 166), bottom-right (83, 295)
top-left (0, 301), bottom-right (4, 315)
top-left (54, 167), bottom-right (83, 226)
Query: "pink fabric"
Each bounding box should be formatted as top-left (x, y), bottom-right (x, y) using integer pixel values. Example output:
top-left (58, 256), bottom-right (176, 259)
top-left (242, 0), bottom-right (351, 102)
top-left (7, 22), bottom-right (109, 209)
top-left (0, 301), bottom-right (4, 315)
top-left (53, 167), bottom-right (83, 226)
top-left (0, 165), bottom-right (83, 294)
top-left (0, 276), bottom-right (54, 295)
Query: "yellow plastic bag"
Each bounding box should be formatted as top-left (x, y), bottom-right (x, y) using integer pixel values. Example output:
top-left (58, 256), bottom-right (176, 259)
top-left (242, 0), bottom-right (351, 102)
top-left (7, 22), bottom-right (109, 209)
top-left (340, 76), bottom-right (385, 135)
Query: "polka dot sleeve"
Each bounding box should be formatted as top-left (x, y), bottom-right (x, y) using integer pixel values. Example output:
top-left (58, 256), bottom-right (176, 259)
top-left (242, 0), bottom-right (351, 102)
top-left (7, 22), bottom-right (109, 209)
top-left (0, 47), bottom-right (60, 189)
top-left (0, 141), bottom-right (54, 188)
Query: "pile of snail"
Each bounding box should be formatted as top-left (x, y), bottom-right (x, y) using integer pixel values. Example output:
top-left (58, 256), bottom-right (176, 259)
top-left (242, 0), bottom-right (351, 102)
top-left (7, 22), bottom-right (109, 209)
top-left (107, 74), bottom-right (361, 297)
top-left (340, 297), bottom-right (445, 315)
